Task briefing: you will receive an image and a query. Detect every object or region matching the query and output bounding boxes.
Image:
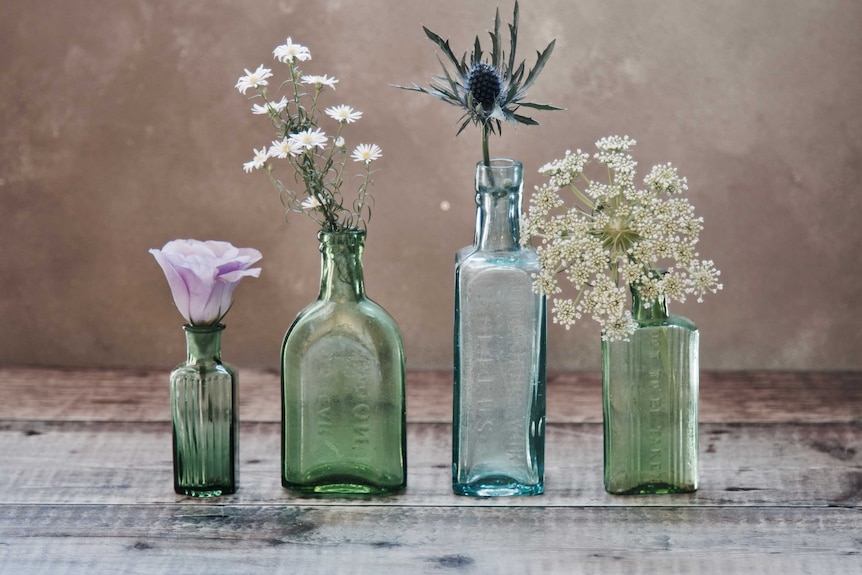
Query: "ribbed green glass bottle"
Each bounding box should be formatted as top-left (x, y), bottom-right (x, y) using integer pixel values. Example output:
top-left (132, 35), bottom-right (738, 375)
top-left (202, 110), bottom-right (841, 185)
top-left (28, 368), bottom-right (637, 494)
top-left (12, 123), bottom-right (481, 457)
top-left (602, 286), bottom-right (699, 495)
top-left (281, 230), bottom-right (406, 496)
top-left (170, 324), bottom-right (238, 497)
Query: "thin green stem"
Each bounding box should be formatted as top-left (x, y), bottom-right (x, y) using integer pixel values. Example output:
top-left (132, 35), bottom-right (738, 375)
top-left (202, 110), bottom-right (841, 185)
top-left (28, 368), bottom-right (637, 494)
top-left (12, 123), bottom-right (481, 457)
top-left (568, 182), bottom-right (596, 212)
top-left (481, 123), bottom-right (491, 166)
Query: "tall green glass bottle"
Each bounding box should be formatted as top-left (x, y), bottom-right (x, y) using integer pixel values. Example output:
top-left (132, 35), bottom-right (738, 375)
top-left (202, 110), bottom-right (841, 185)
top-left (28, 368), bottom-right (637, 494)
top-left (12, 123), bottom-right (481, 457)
top-left (281, 230), bottom-right (407, 496)
top-left (602, 286), bottom-right (699, 495)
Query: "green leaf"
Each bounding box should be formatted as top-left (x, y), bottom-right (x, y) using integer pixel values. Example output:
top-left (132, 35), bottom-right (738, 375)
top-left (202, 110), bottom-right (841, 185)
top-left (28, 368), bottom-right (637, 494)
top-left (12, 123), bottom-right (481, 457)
top-left (516, 101), bottom-right (564, 111)
top-left (512, 113), bottom-right (539, 125)
top-left (508, 1), bottom-right (520, 74)
top-left (491, 7), bottom-right (501, 69)
top-left (423, 26), bottom-right (465, 76)
top-left (522, 39), bottom-right (555, 92)
top-left (436, 55), bottom-right (465, 100)
top-left (455, 117), bottom-right (473, 137)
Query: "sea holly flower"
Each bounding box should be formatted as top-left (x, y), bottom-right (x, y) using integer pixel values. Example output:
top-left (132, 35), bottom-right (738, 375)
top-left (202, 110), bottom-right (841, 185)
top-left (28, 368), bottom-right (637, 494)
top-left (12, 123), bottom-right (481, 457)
top-left (237, 38), bottom-right (381, 231)
top-left (523, 136), bottom-right (722, 341)
top-left (150, 240), bottom-right (262, 326)
top-left (351, 143), bottom-right (382, 164)
top-left (325, 105), bottom-right (362, 124)
top-left (395, 1), bottom-right (561, 165)
top-left (235, 65), bottom-right (273, 95)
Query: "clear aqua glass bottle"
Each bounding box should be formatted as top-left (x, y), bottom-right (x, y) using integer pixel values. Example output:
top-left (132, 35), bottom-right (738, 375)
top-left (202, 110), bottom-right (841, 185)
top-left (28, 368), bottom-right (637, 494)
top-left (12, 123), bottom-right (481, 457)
top-left (602, 285), bottom-right (699, 494)
top-left (453, 159), bottom-right (547, 497)
top-left (170, 324), bottom-right (238, 497)
top-left (281, 229), bottom-right (407, 496)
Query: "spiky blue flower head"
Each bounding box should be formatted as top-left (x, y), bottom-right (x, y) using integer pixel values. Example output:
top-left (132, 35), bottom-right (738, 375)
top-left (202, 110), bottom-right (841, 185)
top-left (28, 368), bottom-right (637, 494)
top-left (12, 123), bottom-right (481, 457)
top-left (465, 63), bottom-right (502, 112)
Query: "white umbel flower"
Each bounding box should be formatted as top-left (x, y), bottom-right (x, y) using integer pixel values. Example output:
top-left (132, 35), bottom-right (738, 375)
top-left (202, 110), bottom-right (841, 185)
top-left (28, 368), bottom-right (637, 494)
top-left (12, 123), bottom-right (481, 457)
top-left (525, 135), bottom-right (721, 340)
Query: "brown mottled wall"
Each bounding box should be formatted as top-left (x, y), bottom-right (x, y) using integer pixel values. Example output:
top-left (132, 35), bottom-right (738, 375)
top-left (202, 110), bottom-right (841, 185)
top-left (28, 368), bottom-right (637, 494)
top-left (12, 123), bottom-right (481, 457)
top-left (2, 0), bottom-right (860, 370)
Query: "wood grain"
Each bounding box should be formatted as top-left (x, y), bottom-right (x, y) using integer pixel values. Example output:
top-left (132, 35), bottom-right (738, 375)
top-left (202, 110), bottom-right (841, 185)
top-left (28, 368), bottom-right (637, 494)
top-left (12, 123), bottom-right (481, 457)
top-left (2, 421), bottom-right (859, 508)
top-left (1, 504), bottom-right (860, 575)
top-left (1, 368), bottom-right (861, 575)
top-left (1, 367), bottom-right (859, 424)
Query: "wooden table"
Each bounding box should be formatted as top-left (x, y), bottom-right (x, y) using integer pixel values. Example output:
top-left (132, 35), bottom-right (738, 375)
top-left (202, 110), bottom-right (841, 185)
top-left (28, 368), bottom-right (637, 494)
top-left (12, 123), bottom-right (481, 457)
top-left (1, 368), bottom-right (860, 574)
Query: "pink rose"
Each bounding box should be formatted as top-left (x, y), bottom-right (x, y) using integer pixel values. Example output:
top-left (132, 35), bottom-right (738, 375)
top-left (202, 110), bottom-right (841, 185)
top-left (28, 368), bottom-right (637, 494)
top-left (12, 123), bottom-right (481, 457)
top-left (150, 239), bottom-right (262, 325)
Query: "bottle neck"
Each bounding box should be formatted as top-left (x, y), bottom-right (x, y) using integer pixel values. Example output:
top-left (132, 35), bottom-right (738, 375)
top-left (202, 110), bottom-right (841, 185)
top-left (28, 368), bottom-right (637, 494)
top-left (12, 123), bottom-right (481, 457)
top-left (318, 230), bottom-right (366, 302)
top-left (183, 324), bottom-right (224, 364)
top-left (474, 159), bottom-right (523, 251)
top-left (631, 285), bottom-right (669, 323)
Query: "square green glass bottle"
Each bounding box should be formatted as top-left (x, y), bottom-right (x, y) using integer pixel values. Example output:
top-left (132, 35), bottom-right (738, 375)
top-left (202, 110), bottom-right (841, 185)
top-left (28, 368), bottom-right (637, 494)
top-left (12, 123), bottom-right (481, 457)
top-left (602, 286), bottom-right (699, 495)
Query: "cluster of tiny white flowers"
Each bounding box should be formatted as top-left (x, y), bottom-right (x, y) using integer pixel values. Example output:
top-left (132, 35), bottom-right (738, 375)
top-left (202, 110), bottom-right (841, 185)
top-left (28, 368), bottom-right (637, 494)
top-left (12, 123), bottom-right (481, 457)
top-left (523, 135), bottom-right (722, 341)
top-left (236, 37), bottom-right (382, 230)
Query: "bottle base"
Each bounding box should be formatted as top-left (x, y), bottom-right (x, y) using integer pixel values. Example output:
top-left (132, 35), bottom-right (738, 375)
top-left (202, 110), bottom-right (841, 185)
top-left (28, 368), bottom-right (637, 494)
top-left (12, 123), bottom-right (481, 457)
top-left (453, 475), bottom-right (543, 497)
top-left (605, 481), bottom-right (697, 495)
top-left (283, 475), bottom-right (406, 498)
top-left (175, 485), bottom-right (236, 498)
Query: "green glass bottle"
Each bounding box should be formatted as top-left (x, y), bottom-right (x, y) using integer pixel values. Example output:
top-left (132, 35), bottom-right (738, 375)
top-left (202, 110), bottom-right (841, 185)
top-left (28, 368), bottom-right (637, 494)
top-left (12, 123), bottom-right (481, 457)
top-left (170, 324), bottom-right (238, 497)
top-left (602, 285), bottom-right (699, 495)
top-left (281, 230), bottom-right (407, 496)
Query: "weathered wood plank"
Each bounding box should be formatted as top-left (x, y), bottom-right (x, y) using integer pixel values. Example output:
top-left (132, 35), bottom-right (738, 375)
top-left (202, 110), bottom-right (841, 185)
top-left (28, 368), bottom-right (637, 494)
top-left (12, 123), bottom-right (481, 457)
top-left (1, 367), bottom-right (860, 424)
top-left (1, 504), bottom-right (859, 575)
top-left (2, 421), bottom-right (859, 508)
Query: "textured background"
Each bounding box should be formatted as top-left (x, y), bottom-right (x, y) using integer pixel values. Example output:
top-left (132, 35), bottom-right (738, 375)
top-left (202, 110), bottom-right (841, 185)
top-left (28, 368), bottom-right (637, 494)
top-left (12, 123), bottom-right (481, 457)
top-left (2, 0), bottom-right (861, 370)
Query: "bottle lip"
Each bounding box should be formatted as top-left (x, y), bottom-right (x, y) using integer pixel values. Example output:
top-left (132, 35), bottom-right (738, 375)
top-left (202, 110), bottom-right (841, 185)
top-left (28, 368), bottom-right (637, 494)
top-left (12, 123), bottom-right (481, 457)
top-left (317, 228), bottom-right (366, 242)
top-left (182, 323), bottom-right (226, 334)
top-left (475, 158), bottom-right (523, 170)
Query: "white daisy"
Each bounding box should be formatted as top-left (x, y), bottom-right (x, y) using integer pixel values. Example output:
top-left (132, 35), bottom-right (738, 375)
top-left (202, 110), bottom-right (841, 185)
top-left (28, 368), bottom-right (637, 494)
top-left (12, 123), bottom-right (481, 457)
top-left (235, 65), bottom-right (273, 95)
top-left (273, 37), bottom-right (311, 63)
top-left (268, 137), bottom-right (304, 159)
top-left (288, 128), bottom-right (328, 151)
top-left (243, 146), bottom-right (269, 173)
top-left (301, 196), bottom-right (322, 211)
top-left (301, 74), bottom-right (339, 90)
top-left (351, 143), bottom-right (382, 163)
top-left (325, 105), bottom-right (362, 124)
top-left (251, 96), bottom-right (288, 115)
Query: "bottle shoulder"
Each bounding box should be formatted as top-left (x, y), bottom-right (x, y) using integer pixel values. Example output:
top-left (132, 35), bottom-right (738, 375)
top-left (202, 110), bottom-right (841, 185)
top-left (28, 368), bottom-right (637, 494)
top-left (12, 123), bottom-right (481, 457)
top-left (284, 297), bottom-right (404, 348)
top-left (170, 361), bottom-right (235, 379)
top-left (635, 314), bottom-right (698, 332)
top-left (456, 245), bottom-right (539, 271)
